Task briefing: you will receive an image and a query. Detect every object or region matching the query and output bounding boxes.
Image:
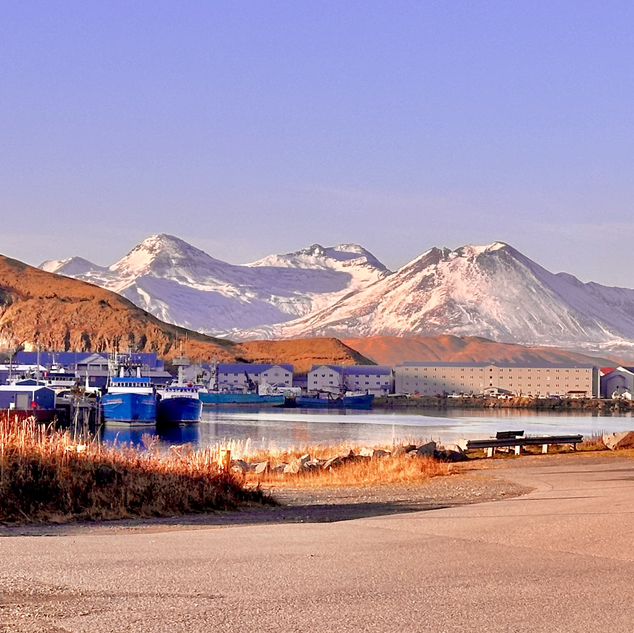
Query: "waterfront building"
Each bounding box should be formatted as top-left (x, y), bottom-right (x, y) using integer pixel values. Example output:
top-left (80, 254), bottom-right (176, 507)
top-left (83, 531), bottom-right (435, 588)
top-left (0, 384), bottom-right (56, 410)
top-left (10, 352), bottom-right (171, 389)
top-left (15, 351), bottom-right (165, 371)
top-left (394, 362), bottom-right (599, 398)
top-left (0, 363), bottom-right (47, 385)
top-left (308, 365), bottom-right (392, 395)
top-left (600, 367), bottom-right (634, 399)
top-left (216, 363), bottom-right (293, 391)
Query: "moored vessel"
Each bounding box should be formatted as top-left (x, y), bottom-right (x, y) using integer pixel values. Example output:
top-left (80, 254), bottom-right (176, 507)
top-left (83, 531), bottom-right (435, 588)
top-left (101, 376), bottom-right (158, 425)
top-left (199, 365), bottom-right (293, 407)
top-left (101, 354), bottom-right (158, 425)
top-left (286, 391), bottom-right (374, 410)
top-left (199, 391), bottom-right (285, 406)
top-left (157, 385), bottom-right (203, 424)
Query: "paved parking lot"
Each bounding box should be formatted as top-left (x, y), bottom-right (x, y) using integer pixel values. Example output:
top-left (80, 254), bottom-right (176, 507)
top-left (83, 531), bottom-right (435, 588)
top-left (2, 455), bottom-right (634, 632)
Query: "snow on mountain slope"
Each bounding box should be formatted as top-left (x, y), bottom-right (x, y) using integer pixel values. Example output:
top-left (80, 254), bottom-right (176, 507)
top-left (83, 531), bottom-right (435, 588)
top-left (40, 234), bottom-right (390, 337)
top-left (278, 241), bottom-right (634, 350)
top-left (41, 257), bottom-right (106, 277)
top-left (39, 237), bottom-right (634, 351)
top-left (248, 243), bottom-right (390, 315)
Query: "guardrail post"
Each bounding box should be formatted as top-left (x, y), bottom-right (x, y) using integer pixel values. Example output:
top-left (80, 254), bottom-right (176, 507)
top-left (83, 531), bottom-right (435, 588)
top-left (514, 445), bottom-right (521, 455)
top-left (542, 444), bottom-right (549, 454)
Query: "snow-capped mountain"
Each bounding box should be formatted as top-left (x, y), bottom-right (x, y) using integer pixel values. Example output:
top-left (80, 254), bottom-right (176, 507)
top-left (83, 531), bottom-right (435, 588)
top-left (41, 256), bottom-right (106, 277)
top-left (40, 234), bottom-right (390, 337)
top-left (40, 237), bottom-right (634, 352)
top-left (276, 241), bottom-right (634, 352)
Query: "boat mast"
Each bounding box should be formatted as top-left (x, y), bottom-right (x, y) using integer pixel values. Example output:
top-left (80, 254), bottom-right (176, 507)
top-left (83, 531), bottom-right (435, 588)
top-left (172, 339), bottom-right (190, 387)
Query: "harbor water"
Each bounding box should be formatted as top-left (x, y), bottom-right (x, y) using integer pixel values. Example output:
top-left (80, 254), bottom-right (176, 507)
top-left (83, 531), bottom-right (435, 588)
top-left (100, 407), bottom-right (634, 452)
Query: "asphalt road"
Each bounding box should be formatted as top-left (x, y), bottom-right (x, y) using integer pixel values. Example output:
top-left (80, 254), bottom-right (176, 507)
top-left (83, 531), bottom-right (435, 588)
top-left (2, 455), bottom-right (634, 632)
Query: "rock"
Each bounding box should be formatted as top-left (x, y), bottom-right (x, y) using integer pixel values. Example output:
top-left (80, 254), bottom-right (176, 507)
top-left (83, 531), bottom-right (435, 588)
top-left (230, 459), bottom-right (249, 474)
top-left (416, 441), bottom-right (437, 457)
top-left (440, 443), bottom-right (465, 454)
top-left (304, 459), bottom-right (322, 470)
top-left (358, 447), bottom-right (390, 458)
top-left (345, 451), bottom-right (369, 465)
top-left (323, 456), bottom-right (345, 470)
top-left (434, 449), bottom-right (468, 462)
top-left (455, 438), bottom-right (470, 452)
top-left (603, 431), bottom-right (634, 450)
top-left (283, 460), bottom-right (304, 475)
top-left (299, 453), bottom-right (312, 465)
top-left (254, 461), bottom-right (270, 475)
top-left (393, 444), bottom-right (417, 457)
top-left (272, 464), bottom-right (287, 475)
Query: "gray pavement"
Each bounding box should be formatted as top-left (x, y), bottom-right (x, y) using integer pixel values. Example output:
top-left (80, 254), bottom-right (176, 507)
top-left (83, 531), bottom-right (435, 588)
top-left (2, 455), bottom-right (634, 632)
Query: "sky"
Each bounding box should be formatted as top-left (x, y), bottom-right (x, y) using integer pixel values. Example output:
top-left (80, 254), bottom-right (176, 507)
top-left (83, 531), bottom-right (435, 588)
top-left (1, 1), bottom-right (634, 286)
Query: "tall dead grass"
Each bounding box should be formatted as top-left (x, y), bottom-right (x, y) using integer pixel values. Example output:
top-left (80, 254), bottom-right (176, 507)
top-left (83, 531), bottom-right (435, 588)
top-left (249, 454), bottom-right (450, 489)
top-left (0, 414), bottom-right (269, 524)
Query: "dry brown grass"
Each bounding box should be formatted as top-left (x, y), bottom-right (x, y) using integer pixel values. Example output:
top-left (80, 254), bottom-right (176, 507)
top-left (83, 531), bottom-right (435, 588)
top-left (250, 455), bottom-right (450, 489)
top-left (577, 434), bottom-right (607, 452)
top-left (0, 413), bottom-right (270, 524)
top-left (224, 443), bottom-right (451, 489)
top-left (193, 437), bottom-right (453, 489)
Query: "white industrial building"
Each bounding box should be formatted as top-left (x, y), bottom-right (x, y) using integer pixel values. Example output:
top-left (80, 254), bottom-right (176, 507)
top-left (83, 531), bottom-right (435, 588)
top-left (308, 365), bottom-right (392, 395)
top-left (394, 362), bottom-right (599, 398)
top-left (216, 363), bottom-right (293, 391)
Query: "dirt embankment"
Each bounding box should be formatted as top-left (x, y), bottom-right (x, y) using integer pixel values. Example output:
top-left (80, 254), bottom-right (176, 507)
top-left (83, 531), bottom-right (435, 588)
top-left (238, 338), bottom-right (372, 374)
top-left (344, 334), bottom-right (617, 366)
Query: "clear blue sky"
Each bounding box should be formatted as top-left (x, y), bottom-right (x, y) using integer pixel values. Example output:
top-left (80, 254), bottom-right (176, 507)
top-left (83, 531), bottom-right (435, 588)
top-left (2, 1), bottom-right (634, 285)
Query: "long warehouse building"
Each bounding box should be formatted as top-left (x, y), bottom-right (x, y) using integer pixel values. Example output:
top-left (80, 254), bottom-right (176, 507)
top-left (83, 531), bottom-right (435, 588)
top-left (394, 362), bottom-right (599, 398)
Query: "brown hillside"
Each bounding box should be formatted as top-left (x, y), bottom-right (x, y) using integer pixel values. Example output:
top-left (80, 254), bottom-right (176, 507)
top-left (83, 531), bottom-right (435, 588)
top-left (343, 334), bottom-right (616, 366)
top-left (0, 254), bottom-right (238, 361)
top-left (240, 338), bottom-right (373, 374)
top-left (0, 255), bottom-right (368, 369)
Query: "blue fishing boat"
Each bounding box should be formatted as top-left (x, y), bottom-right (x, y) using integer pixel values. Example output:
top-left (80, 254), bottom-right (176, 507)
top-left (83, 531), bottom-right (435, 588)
top-left (287, 391), bottom-right (375, 410)
top-left (199, 391), bottom-right (284, 406)
top-left (157, 385), bottom-right (203, 424)
top-left (101, 376), bottom-right (158, 425)
top-left (199, 370), bottom-right (293, 406)
top-left (199, 364), bottom-right (290, 406)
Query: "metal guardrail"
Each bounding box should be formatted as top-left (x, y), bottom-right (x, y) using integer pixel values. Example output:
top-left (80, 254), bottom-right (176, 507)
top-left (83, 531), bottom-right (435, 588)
top-left (466, 434), bottom-right (583, 457)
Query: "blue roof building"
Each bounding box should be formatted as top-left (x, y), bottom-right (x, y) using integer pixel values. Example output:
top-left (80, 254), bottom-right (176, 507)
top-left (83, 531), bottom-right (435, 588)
top-left (15, 351), bottom-right (164, 370)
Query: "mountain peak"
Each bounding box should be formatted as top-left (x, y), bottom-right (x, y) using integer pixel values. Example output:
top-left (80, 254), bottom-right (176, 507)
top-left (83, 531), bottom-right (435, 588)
top-left (39, 256), bottom-right (102, 276)
top-left (452, 241), bottom-right (513, 257)
top-left (248, 242), bottom-right (390, 275)
top-left (137, 233), bottom-right (200, 254)
top-left (402, 242), bottom-right (516, 273)
top-left (299, 243), bottom-right (327, 257)
top-left (110, 234), bottom-right (213, 275)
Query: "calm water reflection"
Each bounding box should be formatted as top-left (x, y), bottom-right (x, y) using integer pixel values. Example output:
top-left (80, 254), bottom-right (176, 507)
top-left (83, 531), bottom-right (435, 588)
top-left (100, 407), bottom-right (634, 451)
